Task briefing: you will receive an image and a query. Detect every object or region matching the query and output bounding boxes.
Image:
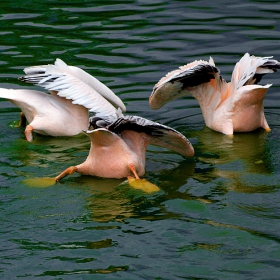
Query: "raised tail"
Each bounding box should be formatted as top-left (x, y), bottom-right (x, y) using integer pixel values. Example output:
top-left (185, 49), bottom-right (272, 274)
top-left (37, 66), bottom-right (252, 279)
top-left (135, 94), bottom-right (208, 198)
top-left (231, 53), bottom-right (280, 90)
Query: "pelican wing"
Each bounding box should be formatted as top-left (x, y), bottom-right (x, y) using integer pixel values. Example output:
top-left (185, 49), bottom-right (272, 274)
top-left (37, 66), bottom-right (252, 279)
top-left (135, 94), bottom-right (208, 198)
top-left (20, 58), bottom-right (126, 112)
top-left (19, 71), bottom-right (120, 122)
top-left (149, 60), bottom-right (220, 109)
top-left (0, 88), bottom-right (56, 123)
top-left (67, 63), bottom-right (126, 113)
top-left (107, 115), bottom-right (194, 157)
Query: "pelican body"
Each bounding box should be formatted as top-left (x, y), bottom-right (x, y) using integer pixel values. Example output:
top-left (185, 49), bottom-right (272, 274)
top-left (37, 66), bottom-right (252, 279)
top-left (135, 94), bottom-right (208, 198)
top-left (0, 58), bottom-right (126, 141)
top-left (149, 53), bottom-right (280, 135)
top-left (55, 115), bottom-right (194, 180)
top-left (0, 89), bottom-right (88, 141)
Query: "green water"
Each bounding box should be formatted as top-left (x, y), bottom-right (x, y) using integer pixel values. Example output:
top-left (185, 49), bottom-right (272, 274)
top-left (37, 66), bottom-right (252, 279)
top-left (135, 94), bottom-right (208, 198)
top-left (1, 0), bottom-right (280, 279)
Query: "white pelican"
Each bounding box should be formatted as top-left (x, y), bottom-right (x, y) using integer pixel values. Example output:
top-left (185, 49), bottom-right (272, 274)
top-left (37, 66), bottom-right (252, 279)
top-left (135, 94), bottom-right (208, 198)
top-left (149, 53), bottom-right (280, 135)
top-left (54, 114), bottom-right (194, 181)
top-left (0, 58), bottom-right (126, 141)
top-left (14, 59), bottom-right (194, 181)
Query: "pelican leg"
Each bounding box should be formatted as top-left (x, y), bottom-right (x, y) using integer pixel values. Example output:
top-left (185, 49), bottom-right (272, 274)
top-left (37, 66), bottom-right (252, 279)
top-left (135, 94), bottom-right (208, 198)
top-left (264, 127), bottom-right (271, 132)
top-left (24, 124), bottom-right (34, 142)
top-left (55, 166), bottom-right (78, 181)
top-left (128, 163), bottom-right (140, 179)
top-left (18, 112), bottom-right (27, 127)
top-left (262, 114), bottom-right (271, 132)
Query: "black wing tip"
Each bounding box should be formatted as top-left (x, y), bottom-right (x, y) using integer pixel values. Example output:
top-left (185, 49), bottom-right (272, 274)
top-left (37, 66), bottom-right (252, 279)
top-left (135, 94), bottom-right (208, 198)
top-left (107, 115), bottom-right (166, 135)
top-left (109, 115), bottom-right (195, 157)
top-left (18, 73), bottom-right (60, 85)
top-left (262, 60), bottom-right (280, 70)
top-left (168, 63), bottom-right (219, 88)
top-left (18, 76), bottom-right (30, 83)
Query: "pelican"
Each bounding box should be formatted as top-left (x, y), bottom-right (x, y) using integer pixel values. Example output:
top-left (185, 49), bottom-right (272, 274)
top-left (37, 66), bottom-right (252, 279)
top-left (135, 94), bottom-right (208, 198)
top-left (149, 53), bottom-right (280, 135)
top-left (15, 59), bottom-right (194, 181)
top-left (54, 114), bottom-right (194, 181)
top-left (0, 59), bottom-right (126, 141)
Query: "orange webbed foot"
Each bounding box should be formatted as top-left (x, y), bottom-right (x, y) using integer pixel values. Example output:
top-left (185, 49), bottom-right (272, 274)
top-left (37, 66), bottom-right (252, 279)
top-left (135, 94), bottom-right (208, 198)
top-left (127, 176), bottom-right (160, 193)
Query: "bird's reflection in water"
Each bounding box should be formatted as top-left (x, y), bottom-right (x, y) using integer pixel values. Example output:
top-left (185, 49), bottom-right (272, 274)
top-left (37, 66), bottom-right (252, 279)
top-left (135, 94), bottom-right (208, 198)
top-left (190, 126), bottom-right (274, 194)
top-left (54, 128), bottom-right (276, 237)
top-left (13, 123), bottom-right (276, 223)
top-left (10, 133), bottom-right (90, 173)
top-left (75, 155), bottom-right (209, 223)
top-left (71, 176), bottom-right (133, 223)
top-left (73, 176), bottom-right (157, 223)
top-left (151, 157), bottom-right (218, 205)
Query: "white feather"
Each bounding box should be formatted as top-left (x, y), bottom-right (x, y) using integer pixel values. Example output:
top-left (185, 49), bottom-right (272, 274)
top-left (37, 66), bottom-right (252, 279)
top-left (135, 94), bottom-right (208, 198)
top-left (23, 58), bottom-right (126, 116)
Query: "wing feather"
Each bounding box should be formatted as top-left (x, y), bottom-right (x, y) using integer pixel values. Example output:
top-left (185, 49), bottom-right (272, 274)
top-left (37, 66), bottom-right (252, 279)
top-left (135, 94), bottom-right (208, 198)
top-left (149, 60), bottom-right (220, 109)
top-left (108, 115), bottom-right (194, 157)
top-left (19, 73), bottom-right (120, 122)
top-left (21, 59), bottom-right (126, 112)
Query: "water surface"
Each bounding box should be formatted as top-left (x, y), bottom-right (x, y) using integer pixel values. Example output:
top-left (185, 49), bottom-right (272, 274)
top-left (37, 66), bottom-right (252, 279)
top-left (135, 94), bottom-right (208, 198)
top-left (1, 0), bottom-right (280, 279)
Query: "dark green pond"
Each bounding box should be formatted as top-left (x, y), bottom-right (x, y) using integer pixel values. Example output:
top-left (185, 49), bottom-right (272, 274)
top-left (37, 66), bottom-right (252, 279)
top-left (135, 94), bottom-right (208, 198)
top-left (1, 0), bottom-right (280, 279)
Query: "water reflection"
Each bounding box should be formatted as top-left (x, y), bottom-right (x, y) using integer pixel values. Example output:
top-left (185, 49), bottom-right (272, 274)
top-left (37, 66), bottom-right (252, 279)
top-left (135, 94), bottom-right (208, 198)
top-left (192, 126), bottom-right (274, 193)
top-left (7, 120), bottom-right (275, 225)
top-left (78, 158), bottom-right (209, 223)
top-left (1, 0), bottom-right (280, 279)
top-left (6, 134), bottom-right (89, 173)
top-left (195, 127), bottom-right (271, 169)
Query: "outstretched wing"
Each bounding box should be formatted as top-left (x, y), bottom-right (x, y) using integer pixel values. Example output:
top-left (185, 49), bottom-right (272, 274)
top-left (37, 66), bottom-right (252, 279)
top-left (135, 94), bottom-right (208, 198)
top-left (149, 59), bottom-right (221, 109)
top-left (231, 53), bottom-right (280, 89)
top-left (22, 59), bottom-right (126, 113)
top-left (18, 59), bottom-right (126, 122)
top-left (107, 115), bottom-right (194, 157)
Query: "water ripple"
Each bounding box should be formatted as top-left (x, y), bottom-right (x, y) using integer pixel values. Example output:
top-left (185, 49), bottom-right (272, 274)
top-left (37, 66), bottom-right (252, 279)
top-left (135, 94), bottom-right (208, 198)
top-left (1, 0), bottom-right (280, 279)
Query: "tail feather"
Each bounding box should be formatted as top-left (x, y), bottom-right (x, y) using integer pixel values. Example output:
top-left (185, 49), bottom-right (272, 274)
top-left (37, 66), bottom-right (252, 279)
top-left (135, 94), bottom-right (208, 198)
top-left (232, 53), bottom-right (280, 89)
